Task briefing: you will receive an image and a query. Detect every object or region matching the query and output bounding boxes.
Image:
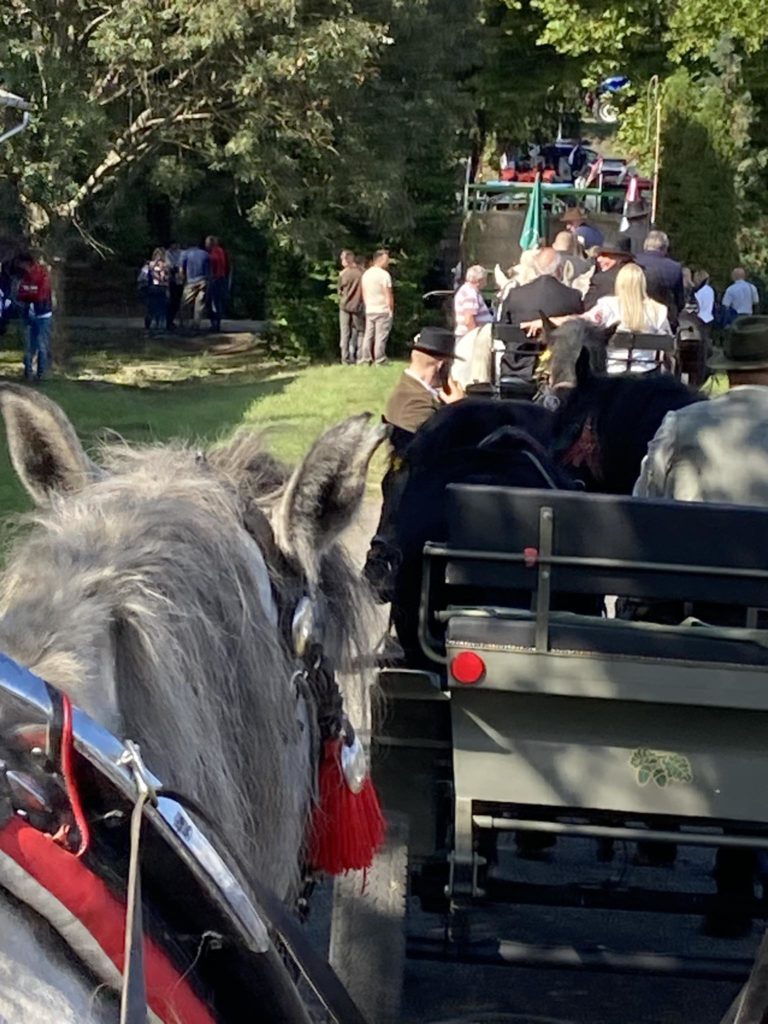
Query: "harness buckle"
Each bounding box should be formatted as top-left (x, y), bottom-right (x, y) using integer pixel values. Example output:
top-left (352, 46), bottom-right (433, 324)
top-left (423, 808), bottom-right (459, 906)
top-left (118, 741), bottom-right (158, 807)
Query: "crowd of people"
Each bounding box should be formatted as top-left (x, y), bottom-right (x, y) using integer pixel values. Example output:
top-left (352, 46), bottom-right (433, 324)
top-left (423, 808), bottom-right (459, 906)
top-left (447, 209), bottom-right (761, 385)
top-left (364, 206), bottom-right (764, 477)
top-left (137, 236), bottom-right (230, 334)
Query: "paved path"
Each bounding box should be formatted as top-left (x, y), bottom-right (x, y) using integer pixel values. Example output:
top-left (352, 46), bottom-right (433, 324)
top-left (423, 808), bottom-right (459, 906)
top-left (65, 316), bottom-right (266, 335)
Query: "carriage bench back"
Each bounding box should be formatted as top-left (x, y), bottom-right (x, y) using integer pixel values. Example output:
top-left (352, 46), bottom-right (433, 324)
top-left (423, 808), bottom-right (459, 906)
top-left (424, 486), bottom-right (768, 844)
top-left (439, 484), bottom-right (768, 610)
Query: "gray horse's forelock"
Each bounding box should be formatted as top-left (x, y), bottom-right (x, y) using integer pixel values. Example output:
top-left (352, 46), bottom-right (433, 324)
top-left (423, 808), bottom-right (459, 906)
top-left (0, 437), bottom-right (373, 900)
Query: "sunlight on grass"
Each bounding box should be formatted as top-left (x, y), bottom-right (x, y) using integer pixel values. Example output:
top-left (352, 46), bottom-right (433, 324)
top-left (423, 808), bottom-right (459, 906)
top-left (0, 352), bottom-right (403, 518)
top-left (240, 363), bottom-right (403, 464)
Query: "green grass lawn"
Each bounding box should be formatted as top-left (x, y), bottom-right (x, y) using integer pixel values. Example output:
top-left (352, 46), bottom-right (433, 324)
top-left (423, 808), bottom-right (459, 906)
top-left (0, 337), bottom-right (403, 517)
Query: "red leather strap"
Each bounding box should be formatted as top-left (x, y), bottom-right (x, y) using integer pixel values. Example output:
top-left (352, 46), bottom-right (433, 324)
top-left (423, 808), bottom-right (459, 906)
top-left (0, 817), bottom-right (216, 1024)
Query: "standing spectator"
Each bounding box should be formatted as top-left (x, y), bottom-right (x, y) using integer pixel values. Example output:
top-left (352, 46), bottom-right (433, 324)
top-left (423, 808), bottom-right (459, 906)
top-left (180, 240), bottom-right (210, 332)
top-left (337, 249), bottom-right (364, 364)
top-left (166, 242), bottom-right (184, 330)
top-left (722, 267), bottom-right (760, 324)
top-left (693, 270), bottom-right (715, 342)
top-left (206, 235), bottom-right (229, 332)
top-left (142, 247), bottom-right (169, 332)
top-left (562, 208), bottom-right (604, 251)
top-left (359, 249), bottom-right (393, 365)
top-left (16, 251), bottom-right (53, 382)
top-left (454, 265), bottom-right (492, 339)
top-left (635, 230), bottom-right (685, 330)
top-left (0, 260), bottom-right (13, 337)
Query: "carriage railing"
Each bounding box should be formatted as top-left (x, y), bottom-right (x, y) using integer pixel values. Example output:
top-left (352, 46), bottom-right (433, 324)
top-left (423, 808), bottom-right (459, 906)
top-left (464, 181), bottom-right (603, 215)
top-left (608, 331), bottom-right (676, 374)
top-left (418, 486), bottom-right (768, 665)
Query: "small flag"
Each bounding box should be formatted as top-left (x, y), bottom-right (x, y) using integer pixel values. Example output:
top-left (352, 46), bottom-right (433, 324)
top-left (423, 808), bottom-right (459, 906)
top-left (519, 174), bottom-right (542, 252)
top-left (619, 174), bottom-right (639, 232)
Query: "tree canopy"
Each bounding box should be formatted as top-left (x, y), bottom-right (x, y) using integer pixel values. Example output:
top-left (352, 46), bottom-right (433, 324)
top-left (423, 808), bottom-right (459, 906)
top-left (3, 0), bottom-right (768, 353)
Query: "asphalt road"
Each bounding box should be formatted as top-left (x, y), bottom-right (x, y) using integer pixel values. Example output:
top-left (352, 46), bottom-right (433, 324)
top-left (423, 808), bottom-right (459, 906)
top-left (399, 837), bottom-right (755, 1024)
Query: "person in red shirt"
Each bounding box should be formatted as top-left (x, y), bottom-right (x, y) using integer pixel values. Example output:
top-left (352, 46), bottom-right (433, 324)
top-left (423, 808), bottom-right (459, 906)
top-left (16, 251), bottom-right (53, 381)
top-left (205, 235), bottom-right (229, 331)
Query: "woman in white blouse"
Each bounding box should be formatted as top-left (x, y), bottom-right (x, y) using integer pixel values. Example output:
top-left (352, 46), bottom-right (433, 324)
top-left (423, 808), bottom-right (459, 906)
top-left (584, 262), bottom-right (670, 373)
top-left (523, 262), bottom-right (672, 373)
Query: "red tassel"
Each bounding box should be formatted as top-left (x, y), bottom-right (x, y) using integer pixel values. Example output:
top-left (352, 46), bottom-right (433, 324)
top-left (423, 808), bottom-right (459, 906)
top-left (309, 739), bottom-right (386, 874)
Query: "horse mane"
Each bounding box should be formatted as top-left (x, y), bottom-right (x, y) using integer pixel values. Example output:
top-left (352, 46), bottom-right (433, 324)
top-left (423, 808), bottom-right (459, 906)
top-left (0, 435), bottom-right (372, 898)
top-left (553, 371), bottom-right (701, 494)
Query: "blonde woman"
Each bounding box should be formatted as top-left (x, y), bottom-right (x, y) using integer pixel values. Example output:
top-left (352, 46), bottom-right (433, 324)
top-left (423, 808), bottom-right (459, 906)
top-left (523, 262), bottom-right (671, 373)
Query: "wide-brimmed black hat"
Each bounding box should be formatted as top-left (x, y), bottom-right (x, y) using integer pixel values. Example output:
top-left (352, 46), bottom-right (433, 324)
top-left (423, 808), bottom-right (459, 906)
top-left (411, 326), bottom-right (464, 360)
top-left (625, 200), bottom-right (649, 220)
top-left (708, 316), bottom-right (768, 371)
top-left (597, 242), bottom-right (634, 260)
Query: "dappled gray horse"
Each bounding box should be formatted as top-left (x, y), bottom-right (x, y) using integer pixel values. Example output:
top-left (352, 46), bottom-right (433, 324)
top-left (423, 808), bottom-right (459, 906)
top-left (0, 385), bottom-right (384, 1022)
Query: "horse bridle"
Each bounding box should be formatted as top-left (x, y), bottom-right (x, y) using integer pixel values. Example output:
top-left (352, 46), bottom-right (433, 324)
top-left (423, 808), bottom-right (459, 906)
top-left (0, 653), bottom-right (368, 1024)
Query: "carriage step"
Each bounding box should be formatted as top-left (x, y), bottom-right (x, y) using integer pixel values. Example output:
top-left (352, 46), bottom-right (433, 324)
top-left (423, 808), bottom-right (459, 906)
top-left (406, 937), bottom-right (754, 980)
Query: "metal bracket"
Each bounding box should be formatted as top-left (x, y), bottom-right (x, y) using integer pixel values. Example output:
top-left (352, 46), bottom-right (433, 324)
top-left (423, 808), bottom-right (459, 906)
top-left (534, 506), bottom-right (554, 653)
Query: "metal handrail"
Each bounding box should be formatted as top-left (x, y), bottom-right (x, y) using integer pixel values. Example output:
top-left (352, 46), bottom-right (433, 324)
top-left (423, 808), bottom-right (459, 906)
top-left (422, 541), bottom-right (768, 584)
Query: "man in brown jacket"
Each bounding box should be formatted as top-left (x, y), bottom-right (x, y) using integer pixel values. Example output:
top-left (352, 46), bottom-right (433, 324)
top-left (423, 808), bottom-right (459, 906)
top-left (364, 327), bottom-right (464, 600)
top-left (384, 326), bottom-right (465, 451)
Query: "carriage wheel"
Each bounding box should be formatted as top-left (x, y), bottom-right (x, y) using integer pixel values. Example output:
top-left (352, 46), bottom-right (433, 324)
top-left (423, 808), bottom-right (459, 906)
top-left (329, 812), bottom-right (409, 1024)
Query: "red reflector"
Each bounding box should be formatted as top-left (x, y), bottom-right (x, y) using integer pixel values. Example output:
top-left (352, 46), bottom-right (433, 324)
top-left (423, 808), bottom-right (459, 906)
top-left (450, 651), bottom-right (486, 685)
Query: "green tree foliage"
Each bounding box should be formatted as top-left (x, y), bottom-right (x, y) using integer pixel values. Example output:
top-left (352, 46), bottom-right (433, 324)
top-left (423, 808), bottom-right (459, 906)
top-left (0, 0), bottom-right (382, 253)
top-left (523, 0), bottom-right (768, 274)
top-left (1, 0), bottom-right (478, 355)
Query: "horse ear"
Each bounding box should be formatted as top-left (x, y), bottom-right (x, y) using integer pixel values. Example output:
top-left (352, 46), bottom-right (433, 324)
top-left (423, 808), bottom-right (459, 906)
top-left (561, 258), bottom-right (575, 288)
top-left (274, 413), bottom-right (387, 584)
top-left (0, 385), bottom-right (101, 505)
top-left (539, 312), bottom-right (556, 343)
top-left (575, 345), bottom-right (593, 386)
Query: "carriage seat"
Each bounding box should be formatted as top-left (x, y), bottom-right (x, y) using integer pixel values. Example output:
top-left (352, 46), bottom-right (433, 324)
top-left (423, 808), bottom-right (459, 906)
top-left (420, 485), bottom-right (768, 668)
top-left (492, 323), bottom-right (545, 398)
top-left (447, 610), bottom-right (768, 669)
top-left (608, 332), bottom-right (676, 373)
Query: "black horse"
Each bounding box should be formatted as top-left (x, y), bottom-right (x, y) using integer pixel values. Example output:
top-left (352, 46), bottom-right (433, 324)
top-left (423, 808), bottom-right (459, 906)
top-left (384, 399), bottom-right (580, 664)
top-left (544, 321), bottom-right (702, 494)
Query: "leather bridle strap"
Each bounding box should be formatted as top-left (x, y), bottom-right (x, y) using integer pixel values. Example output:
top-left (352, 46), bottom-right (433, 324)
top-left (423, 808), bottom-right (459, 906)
top-left (119, 742), bottom-right (154, 1024)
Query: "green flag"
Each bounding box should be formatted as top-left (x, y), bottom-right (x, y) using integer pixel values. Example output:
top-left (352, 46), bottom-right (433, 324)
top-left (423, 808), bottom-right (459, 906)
top-left (519, 174), bottom-right (543, 251)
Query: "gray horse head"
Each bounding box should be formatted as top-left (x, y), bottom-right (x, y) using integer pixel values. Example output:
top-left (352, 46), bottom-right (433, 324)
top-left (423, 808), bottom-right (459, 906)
top-left (0, 385), bottom-right (385, 905)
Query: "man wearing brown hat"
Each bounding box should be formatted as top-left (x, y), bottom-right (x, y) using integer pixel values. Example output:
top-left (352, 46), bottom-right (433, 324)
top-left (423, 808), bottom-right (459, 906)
top-left (563, 207), bottom-right (604, 251)
top-left (636, 317), bottom-right (768, 503)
